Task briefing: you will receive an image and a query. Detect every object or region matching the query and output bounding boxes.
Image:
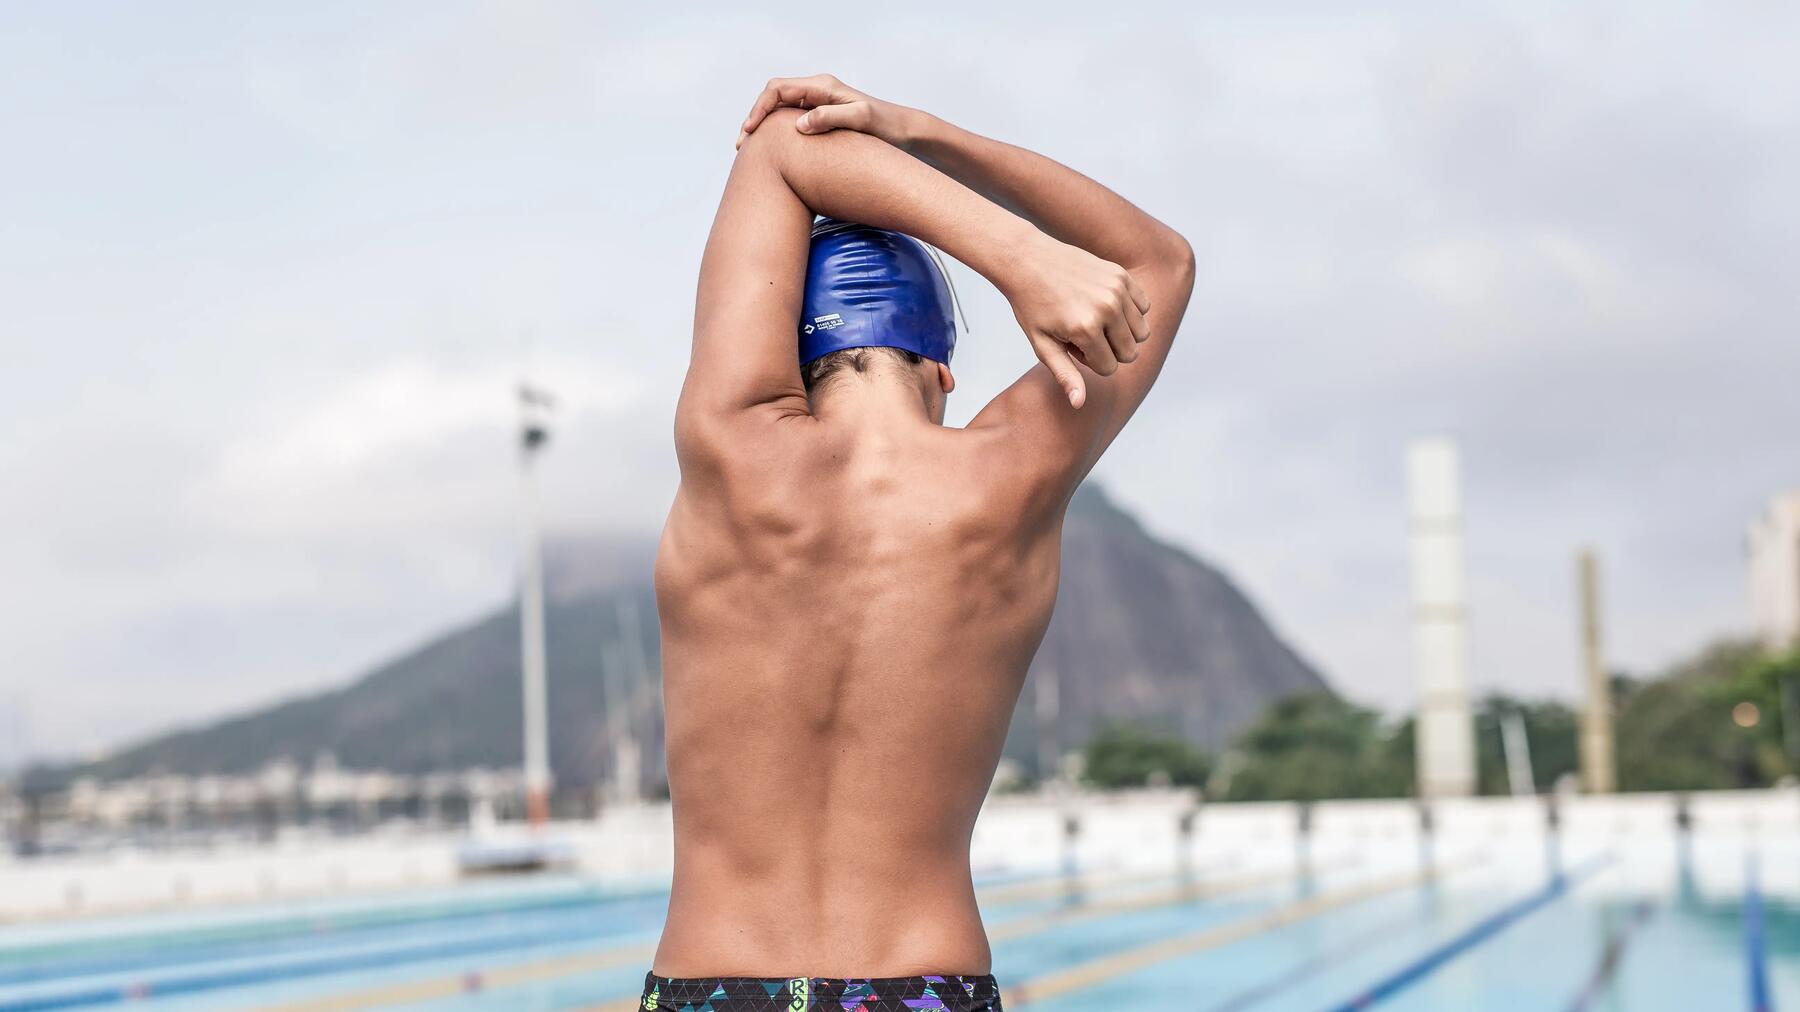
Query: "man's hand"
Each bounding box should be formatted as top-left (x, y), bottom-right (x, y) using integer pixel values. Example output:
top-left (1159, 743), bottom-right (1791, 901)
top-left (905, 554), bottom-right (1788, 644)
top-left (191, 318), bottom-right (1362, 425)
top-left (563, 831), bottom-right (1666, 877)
top-left (1003, 232), bottom-right (1151, 409)
top-left (737, 74), bottom-right (919, 150)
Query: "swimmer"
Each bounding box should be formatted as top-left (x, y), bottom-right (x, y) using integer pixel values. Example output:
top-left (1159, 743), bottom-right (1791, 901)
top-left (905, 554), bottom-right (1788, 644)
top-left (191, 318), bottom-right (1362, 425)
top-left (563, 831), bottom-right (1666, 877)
top-left (646, 75), bottom-right (1195, 1011)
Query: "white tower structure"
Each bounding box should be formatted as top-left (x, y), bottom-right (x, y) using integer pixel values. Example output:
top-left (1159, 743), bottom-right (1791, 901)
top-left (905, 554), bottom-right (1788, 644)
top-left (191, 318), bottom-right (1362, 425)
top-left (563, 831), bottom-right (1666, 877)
top-left (1408, 438), bottom-right (1476, 799)
top-left (517, 384), bottom-right (555, 826)
top-left (1749, 492), bottom-right (1800, 653)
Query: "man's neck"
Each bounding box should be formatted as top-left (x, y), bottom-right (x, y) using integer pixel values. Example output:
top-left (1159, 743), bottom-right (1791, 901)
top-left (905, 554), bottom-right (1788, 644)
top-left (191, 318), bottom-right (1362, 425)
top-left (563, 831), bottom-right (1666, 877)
top-left (811, 376), bottom-right (932, 429)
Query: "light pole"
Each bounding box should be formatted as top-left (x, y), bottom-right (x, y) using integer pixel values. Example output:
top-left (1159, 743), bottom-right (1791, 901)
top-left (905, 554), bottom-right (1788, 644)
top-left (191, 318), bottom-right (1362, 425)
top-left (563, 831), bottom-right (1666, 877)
top-left (611, 595), bottom-right (648, 805)
top-left (1035, 663), bottom-right (1061, 791)
top-left (517, 383), bottom-right (554, 827)
top-left (1577, 549), bottom-right (1616, 794)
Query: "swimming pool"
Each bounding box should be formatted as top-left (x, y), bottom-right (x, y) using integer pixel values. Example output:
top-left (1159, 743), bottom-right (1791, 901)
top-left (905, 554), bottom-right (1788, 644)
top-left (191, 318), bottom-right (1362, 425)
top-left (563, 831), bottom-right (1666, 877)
top-left (2, 837), bottom-right (1795, 1011)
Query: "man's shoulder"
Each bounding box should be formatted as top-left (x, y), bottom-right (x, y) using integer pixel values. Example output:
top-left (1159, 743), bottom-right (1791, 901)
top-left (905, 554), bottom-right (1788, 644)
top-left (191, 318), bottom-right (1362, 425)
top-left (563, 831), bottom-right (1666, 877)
top-left (942, 421), bottom-right (1080, 503)
top-left (672, 400), bottom-right (821, 476)
top-left (901, 426), bottom-right (1073, 537)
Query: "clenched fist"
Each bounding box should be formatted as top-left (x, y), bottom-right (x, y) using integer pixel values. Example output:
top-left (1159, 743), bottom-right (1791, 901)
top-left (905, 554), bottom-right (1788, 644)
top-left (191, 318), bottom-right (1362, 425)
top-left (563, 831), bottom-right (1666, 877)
top-left (1002, 232), bottom-right (1151, 409)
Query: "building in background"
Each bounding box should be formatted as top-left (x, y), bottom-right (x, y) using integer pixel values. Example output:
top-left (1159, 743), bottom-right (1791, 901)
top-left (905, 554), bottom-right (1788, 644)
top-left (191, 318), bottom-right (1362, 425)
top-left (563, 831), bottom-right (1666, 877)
top-left (1408, 438), bottom-right (1476, 798)
top-left (1749, 492), bottom-right (1800, 653)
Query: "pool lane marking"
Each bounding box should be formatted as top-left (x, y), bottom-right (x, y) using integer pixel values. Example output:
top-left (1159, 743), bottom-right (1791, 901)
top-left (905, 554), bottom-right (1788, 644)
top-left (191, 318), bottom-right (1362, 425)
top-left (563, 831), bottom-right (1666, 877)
top-left (7, 870), bottom-right (1140, 1009)
top-left (1565, 901), bottom-right (1655, 1012)
top-left (0, 928), bottom-right (660, 1012)
top-left (2, 868), bottom-right (1105, 996)
top-left (1322, 855), bottom-right (1614, 1012)
top-left (253, 863), bottom-right (1327, 1012)
top-left (0, 885), bottom-right (664, 983)
top-left (0, 895), bottom-right (672, 994)
top-left (1196, 908), bottom-right (1440, 1012)
top-left (1746, 855), bottom-right (1773, 1012)
top-left (2, 870), bottom-right (1066, 984)
top-left (250, 942), bottom-right (658, 1012)
top-left (987, 861), bottom-right (1352, 943)
top-left (976, 866), bottom-right (1188, 906)
top-left (0, 928), bottom-right (656, 1012)
top-left (7, 864), bottom-right (1238, 1001)
top-left (1000, 867), bottom-right (1443, 1008)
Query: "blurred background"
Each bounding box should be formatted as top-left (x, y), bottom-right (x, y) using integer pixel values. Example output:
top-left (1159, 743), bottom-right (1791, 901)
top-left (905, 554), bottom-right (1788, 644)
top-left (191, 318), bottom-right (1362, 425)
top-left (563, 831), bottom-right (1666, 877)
top-left (2, 2), bottom-right (1797, 1009)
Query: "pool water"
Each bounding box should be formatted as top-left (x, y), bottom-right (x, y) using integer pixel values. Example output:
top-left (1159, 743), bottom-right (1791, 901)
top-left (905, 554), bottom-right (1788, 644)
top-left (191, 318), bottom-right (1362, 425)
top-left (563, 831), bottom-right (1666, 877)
top-left (2, 841), bottom-right (1795, 1011)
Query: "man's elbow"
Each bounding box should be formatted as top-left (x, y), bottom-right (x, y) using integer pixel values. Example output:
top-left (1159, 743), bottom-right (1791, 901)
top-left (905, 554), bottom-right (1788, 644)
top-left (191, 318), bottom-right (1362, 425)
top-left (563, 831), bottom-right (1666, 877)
top-left (1130, 224), bottom-right (1195, 299)
top-left (1162, 229), bottom-right (1197, 292)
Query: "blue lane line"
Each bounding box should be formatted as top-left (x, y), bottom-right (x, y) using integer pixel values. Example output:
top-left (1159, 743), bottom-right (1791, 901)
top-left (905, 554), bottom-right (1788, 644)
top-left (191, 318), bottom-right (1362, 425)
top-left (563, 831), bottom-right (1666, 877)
top-left (1747, 854), bottom-right (1774, 1012)
top-left (0, 919), bottom-right (658, 1012)
top-left (0, 869), bottom-right (1055, 1009)
top-left (0, 884), bottom-right (662, 981)
top-left (0, 893), bottom-right (666, 990)
top-left (1322, 856), bottom-right (1612, 1012)
top-left (1199, 909), bottom-right (1426, 1012)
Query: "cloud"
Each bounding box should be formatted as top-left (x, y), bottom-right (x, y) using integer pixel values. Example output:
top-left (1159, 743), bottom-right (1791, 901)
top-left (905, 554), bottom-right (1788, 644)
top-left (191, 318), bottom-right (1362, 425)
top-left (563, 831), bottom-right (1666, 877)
top-left (199, 357), bottom-right (643, 539)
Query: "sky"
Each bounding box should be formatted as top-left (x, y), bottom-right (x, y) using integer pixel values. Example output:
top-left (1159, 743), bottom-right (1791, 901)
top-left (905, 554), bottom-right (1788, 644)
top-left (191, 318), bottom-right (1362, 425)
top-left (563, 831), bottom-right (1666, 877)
top-left (3, 1), bottom-right (1797, 766)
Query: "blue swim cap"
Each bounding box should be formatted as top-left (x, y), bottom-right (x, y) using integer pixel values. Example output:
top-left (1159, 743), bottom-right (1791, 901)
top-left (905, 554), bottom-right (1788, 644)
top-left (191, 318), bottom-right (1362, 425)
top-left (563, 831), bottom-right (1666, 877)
top-left (798, 218), bottom-right (956, 367)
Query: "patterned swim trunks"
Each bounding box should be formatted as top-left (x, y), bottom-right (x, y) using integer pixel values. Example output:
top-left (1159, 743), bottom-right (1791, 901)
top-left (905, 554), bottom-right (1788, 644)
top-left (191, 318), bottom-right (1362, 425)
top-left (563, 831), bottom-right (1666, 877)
top-left (638, 972), bottom-right (1004, 1011)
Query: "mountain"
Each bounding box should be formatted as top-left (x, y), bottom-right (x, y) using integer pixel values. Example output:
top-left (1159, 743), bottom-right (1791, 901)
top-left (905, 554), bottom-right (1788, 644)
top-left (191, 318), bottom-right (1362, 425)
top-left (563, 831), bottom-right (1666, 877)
top-left (54, 485), bottom-right (1328, 789)
top-left (1017, 484), bottom-right (1330, 756)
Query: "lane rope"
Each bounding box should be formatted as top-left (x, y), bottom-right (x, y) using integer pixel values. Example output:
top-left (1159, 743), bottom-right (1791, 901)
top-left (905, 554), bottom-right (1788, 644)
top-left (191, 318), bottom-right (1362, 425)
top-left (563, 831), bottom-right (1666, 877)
top-left (1002, 866), bottom-right (1451, 1008)
top-left (1564, 900), bottom-right (1654, 1012)
top-left (1322, 855), bottom-right (1613, 1012)
top-left (1746, 854), bottom-right (1773, 1012)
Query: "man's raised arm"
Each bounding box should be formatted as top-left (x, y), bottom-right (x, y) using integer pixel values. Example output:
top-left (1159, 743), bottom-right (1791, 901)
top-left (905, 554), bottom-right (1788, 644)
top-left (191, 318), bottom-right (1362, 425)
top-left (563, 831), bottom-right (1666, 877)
top-left (680, 102), bottom-right (1148, 458)
top-left (739, 76), bottom-right (1197, 480)
top-left (922, 111), bottom-right (1197, 478)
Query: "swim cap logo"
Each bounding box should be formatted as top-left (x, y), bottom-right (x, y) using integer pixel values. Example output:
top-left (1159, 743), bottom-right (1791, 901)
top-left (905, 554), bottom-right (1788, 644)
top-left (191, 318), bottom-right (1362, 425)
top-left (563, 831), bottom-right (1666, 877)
top-left (810, 313), bottom-right (844, 332)
top-left (786, 977), bottom-right (809, 1010)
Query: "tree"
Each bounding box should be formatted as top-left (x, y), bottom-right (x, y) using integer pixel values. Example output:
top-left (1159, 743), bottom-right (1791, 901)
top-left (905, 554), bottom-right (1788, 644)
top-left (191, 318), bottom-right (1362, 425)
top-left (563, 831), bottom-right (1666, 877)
top-left (1615, 640), bottom-right (1797, 791)
top-left (1218, 693), bottom-right (1413, 802)
top-left (1080, 722), bottom-right (1210, 789)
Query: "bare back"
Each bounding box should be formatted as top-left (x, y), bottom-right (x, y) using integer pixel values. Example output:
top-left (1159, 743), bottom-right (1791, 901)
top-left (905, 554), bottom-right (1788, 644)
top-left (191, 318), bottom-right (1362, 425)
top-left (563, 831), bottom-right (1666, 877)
top-left (653, 419), bottom-right (1062, 976)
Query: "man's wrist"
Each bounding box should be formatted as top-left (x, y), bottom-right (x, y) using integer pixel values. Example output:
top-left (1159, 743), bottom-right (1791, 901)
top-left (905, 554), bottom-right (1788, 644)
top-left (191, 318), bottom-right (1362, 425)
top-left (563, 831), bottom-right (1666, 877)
top-left (968, 213), bottom-right (1043, 292)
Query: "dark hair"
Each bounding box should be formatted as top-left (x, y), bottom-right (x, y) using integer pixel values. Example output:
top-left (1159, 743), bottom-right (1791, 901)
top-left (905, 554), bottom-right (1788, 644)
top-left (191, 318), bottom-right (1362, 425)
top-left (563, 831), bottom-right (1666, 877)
top-left (802, 347), bottom-right (922, 392)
